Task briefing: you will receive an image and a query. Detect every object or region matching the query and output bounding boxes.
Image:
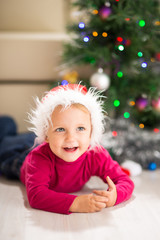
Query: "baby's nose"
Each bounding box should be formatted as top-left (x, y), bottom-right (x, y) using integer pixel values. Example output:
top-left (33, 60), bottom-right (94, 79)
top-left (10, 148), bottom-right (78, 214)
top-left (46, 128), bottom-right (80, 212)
top-left (65, 131), bottom-right (75, 141)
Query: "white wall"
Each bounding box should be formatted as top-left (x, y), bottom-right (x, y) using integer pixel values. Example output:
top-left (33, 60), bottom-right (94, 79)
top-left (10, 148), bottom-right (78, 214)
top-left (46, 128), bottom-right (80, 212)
top-left (0, 35), bottom-right (67, 80)
top-left (0, 84), bottom-right (50, 132)
top-left (0, 0), bottom-right (70, 132)
top-left (0, 0), bottom-right (69, 32)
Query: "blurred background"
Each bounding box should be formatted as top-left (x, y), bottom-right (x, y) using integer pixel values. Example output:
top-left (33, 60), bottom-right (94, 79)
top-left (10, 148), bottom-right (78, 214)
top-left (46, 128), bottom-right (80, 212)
top-left (0, 0), bottom-right (96, 132)
top-left (0, 0), bottom-right (70, 132)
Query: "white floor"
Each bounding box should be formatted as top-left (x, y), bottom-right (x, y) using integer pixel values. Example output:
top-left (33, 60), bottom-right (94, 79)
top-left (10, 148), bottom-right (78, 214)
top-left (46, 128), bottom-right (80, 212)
top-left (0, 170), bottom-right (160, 240)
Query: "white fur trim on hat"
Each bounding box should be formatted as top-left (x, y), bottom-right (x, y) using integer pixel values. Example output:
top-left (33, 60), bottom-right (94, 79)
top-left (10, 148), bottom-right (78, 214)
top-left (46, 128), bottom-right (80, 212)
top-left (28, 84), bottom-right (106, 149)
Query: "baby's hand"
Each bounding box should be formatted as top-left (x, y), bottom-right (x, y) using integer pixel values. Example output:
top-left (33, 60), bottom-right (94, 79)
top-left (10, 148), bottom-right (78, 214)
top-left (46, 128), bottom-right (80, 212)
top-left (69, 193), bottom-right (108, 213)
top-left (93, 176), bottom-right (117, 207)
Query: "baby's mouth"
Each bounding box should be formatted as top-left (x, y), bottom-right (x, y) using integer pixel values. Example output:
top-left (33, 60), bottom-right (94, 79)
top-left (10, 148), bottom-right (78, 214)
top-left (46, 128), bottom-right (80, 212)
top-left (63, 147), bottom-right (78, 152)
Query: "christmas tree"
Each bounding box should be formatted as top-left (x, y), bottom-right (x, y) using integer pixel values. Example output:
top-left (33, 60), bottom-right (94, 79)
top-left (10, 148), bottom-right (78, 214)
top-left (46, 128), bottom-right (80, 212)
top-left (62, 0), bottom-right (160, 128)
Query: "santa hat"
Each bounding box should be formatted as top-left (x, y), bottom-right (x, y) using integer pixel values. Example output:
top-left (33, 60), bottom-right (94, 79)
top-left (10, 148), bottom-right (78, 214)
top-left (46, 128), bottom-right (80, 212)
top-left (28, 84), bottom-right (106, 149)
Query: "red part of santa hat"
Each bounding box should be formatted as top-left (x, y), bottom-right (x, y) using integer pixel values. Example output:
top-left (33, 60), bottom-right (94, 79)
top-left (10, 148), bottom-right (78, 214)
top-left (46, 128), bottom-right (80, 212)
top-left (42, 84), bottom-right (87, 103)
top-left (50, 84), bottom-right (87, 94)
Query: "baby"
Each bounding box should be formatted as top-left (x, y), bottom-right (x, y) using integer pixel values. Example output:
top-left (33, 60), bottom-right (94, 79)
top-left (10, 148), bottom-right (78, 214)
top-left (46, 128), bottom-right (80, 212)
top-left (20, 84), bottom-right (134, 214)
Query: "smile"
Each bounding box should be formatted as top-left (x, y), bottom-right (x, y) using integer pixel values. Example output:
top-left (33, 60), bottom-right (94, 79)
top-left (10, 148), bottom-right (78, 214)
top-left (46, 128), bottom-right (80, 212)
top-left (63, 147), bottom-right (78, 152)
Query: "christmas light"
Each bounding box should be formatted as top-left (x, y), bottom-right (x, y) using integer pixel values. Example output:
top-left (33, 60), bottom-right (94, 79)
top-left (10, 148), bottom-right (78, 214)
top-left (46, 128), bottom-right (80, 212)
top-left (129, 101), bottom-right (135, 106)
top-left (90, 59), bottom-right (96, 64)
top-left (118, 45), bottom-right (124, 51)
top-left (79, 22), bottom-right (85, 29)
top-left (154, 21), bottom-right (160, 26)
top-left (83, 36), bottom-right (89, 42)
top-left (102, 32), bottom-right (108, 37)
top-left (92, 31), bottom-right (98, 37)
top-left (125, 39), bottom-right (131, 46)
top-left (92, 9), bottom-right (98, 15)
top-left (139, 20), bottom-right (145, 27)
top-left (105, 2), bottom-right (111, 7)
top-left (124, 112), bottom-right (130, 118)
top-left (137, 52), bottom-right (143, 57)
top-left (154, 128), bottom-right (159, 133)
top-left (114, 100), bottom-right (120, 107)
top-left (141, 62), bottom-right (147, 68)
top-left (112, 131), bottom-right (118, 137)
top-left (139, 123), bottom-right (144, 129)
top-left (117, 37), bottom-right (123, 42)
top-left (61, 80), bottom-right (68, 85)
top-left (117, 71), bottom-right (123, 78)
top-left (151, 58), bottom-right (155, 62)
top-left (155, 53), bottom-right (160, 61)
top-left (125, 18), bottom-right (130, 21)
top-left (148, 162), bottom-right (157, 171)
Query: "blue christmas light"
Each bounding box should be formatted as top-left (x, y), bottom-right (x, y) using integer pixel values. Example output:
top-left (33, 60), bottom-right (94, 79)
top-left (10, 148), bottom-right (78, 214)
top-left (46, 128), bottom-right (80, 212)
top-left (79, 22), bottom-right (85, 29)
top-left (83, 36), bottom-right (89, 42)
top-left (148, 162), bottom-right (157, 171)
top-left (141, 62), bottom-right (147, 68)
top-left (61, 80), bottom-right (68, 85)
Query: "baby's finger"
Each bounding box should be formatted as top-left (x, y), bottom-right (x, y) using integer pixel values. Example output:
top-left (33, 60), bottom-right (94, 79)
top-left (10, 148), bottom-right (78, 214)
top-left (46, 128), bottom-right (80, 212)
top-left (93, 194), bottom-right (108, 203)
top-left (106, 176), bottom-right (115, 190)
top-left (95, 201), bottom-right (106, 211)
top-left (93, 189), bottom-right (110, 197)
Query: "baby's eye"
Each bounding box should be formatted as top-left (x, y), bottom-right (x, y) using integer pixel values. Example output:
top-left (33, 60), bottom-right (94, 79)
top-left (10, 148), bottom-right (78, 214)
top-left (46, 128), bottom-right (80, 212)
top-left (77, 126), bottom-right (85, 131)
top-left (55, 128), bottom-right (65, 132)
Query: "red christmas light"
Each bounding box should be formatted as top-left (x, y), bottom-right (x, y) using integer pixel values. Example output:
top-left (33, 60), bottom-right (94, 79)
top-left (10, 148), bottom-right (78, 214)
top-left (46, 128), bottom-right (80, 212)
top-left (125, 39), bottom-right (131, 46)
top-left (112, 131), bottom-right (118, 137)
top-left (153, 128), bottom-right (159, 133)
top-left (155, 53), bottom-right (160, 61)
top-left (117, 37), bottom-right (123, 42)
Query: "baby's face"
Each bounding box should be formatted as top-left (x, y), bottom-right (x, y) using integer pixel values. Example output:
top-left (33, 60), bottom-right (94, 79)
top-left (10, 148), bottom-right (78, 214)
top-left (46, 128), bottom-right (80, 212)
top-left (46, 104), bottom-right (92, 162)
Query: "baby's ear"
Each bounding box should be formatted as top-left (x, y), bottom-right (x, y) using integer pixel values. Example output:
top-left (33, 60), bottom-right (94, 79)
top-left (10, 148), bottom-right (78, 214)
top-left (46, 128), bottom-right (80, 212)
top-left (45, 136), bottom-right (49, 143)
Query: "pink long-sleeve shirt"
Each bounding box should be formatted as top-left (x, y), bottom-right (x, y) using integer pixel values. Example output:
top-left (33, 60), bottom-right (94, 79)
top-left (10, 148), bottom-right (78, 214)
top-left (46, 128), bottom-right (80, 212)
top-left (20, 142), bottom-right (134, 214)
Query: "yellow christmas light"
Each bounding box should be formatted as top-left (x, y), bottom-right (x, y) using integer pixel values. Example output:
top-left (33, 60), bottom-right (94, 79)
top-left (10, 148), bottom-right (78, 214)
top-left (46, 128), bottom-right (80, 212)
top-left (102, 32), bottom-right (108, 37)
top-left (62, 71), bottom-right (79, 84)
top-left (129, 101), bottom-right (135, 106)
top-left (154, 21), bottom-right (160, 26)
top-left (139, 123), bottom-right (144, 129)
top-left (92, 9), bottom-right (98, 15)
top-left (92, 31), bottom-right (98, 37)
